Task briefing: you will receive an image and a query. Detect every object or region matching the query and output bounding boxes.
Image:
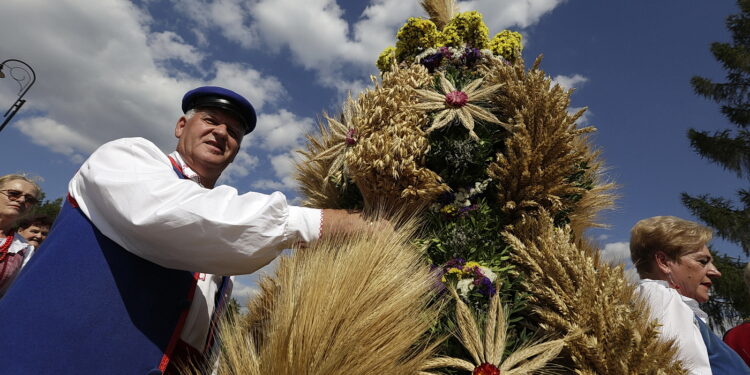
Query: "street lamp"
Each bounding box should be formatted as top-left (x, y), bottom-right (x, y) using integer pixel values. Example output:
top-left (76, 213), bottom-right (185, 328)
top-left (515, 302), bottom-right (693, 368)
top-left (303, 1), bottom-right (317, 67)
top-left (0, 59), bottom-right (36, 134)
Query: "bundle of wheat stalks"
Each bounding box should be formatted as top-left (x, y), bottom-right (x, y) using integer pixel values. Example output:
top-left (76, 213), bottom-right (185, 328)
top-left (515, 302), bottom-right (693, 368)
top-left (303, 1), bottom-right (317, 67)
top-left (211, 0), bottom-right (687, 373)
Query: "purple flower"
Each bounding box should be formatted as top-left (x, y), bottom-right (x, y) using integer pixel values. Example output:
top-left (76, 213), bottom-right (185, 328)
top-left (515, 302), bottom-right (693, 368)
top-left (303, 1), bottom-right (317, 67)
top-left (345, 128), bottom-right (357, 145)
top-left (462, 47), bottom-right (482, 67)
top-left (438, 46), bottom-right (453, 58)
top-left (420, 52), bottom-right (444, 72)
top-left (474, 276), bottom-right (496, 297)
top-left (430, 265), bottom-right (448, 295)
top-left (444, 258), bottom-right (466, 269)
top-left (457, 204), bottom-right (478, 217)
top-left (444, 90), bottom-right (469, 107)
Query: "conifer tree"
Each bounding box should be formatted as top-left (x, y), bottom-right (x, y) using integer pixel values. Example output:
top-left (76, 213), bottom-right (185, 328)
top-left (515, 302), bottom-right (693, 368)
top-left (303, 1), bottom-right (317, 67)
top-left (684, 0), bottom-right (750, 255)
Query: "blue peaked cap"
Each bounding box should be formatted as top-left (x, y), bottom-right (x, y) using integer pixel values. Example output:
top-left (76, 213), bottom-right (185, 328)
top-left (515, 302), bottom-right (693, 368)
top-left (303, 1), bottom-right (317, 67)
top-left (182, 86), bottom-right (257, 134)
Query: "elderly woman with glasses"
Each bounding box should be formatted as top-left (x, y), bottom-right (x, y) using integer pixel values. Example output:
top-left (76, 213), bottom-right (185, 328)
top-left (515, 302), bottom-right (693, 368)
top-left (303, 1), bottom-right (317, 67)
top-left (631, 216), bottom-right (750, 375)
top-left (0, 174), bottom-right (40, 297)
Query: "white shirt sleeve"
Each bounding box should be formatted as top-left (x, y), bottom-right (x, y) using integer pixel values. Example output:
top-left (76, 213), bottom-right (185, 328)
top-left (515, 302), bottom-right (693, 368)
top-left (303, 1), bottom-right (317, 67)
top-left (68, 137), bottom-right (322, 275)
top-left (635, 279), bottom-right (712, 375)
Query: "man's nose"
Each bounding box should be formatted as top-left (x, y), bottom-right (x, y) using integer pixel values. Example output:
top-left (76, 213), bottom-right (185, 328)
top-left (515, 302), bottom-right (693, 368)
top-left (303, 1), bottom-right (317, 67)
top-left (212, 124), bottom-right (229, 137)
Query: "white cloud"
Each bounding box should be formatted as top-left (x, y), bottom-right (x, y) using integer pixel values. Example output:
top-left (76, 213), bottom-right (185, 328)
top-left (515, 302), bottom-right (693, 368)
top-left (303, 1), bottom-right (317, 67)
top-left (174, 0), bottom-right (258, 48)
top-left (570, 106), bottom-right (592, 126)
top-left (230, 275), bottom-right (259, 309)
top-left (253, 109), bottom-right (313, 151)
top-left (600, 241), bottom-right (631, 266)
top-left (0, 0), bottom-right (285, 161)
top-left (174, 0), bottom-right (564, 95)
top-left (250, 152), bottom-right (301, 191)
top-left (460, 0), bottom-right (566, 32)
top-left (552, 73), bottom-right (588, 90)
top-left (217, 147), bottom-right (260, 186)
top-left (239, 110), bottom-right (316, 190)
top-left (271, 152), bottom-right (301, 188)
top-left (148, 31), bottom-right (205, 67)
top-left (600, 241), bottom-right (640, 283)
top-left (16, 116), bottom-right (99, 162)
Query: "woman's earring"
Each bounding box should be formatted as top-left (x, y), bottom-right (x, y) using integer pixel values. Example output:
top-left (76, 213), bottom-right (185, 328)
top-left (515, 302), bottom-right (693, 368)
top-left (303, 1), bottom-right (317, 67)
top-left (668, 273), bottom-right (680, 290)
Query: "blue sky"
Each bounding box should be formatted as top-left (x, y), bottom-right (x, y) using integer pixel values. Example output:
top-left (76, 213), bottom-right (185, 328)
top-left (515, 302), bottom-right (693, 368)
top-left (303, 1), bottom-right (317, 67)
top-left (0, 0), bottom-right (745, 299)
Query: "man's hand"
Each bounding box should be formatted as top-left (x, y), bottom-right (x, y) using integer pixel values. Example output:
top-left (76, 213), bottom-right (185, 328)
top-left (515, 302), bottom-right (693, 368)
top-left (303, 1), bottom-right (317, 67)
top-left (319, 209), bottom-right (390, 239)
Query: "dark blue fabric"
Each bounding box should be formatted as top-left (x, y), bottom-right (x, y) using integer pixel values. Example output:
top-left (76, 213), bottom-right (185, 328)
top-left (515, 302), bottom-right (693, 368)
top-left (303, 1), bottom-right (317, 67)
top-left (182, 86), bottom-right (257, 133)
top-left (696, 315), bottom-right (750, 374)
top-left (0, 201), bottom-right (195, 374)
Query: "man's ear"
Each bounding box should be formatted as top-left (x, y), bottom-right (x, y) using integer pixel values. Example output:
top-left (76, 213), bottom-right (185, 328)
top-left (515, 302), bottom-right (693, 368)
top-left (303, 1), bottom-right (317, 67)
top-left (175, 116), bottom-right (187, 139)
top-left (654, 251), bottom-right (672, 274)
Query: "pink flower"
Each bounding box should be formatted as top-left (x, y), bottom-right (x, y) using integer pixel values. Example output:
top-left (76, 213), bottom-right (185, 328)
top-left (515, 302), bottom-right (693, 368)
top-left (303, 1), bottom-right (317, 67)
top-left (345, 128), bottom-right (357, 145)
top-left (445, 90), bottom-right (469, 107)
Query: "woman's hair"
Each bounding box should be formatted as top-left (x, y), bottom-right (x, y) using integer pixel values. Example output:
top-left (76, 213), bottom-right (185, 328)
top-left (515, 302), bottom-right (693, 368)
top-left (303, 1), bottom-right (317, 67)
top-left (0, 174), bottom-right (41, 199)
top-left (630, 216), bottom-right (712, 277)
top-left (16, 214), bottom-right (53, 230)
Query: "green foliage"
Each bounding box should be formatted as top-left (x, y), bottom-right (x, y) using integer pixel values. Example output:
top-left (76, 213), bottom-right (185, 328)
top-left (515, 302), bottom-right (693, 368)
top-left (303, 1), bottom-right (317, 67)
top-left (421, 199), bottom-right (510, 265)
top-left (691, 0), bottom-right (750, 128)
top-left (686, 0), bottom-right (750, 327)
top-left (553, 161), bottom-right (595, 227)
top-left (688, 128), bottom-right (750, 178)
top-left (682, 191), bottom-right (750, 253)
top-left (424, 68), bottom-right (507, 188)
top-left (20, 191), bottom-right (62, 224)
top-left (686, 0), bottom-right (750, 252)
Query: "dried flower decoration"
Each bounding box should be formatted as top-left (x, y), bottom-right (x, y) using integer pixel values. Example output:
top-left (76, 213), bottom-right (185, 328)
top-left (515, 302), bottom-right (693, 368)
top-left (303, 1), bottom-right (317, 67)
top-left (488, 30), bottom-right (523, 62)
top-left (376, 46), bottom-right (397, 72)
top-left (420, 284), bottom-right (568, 375)
top-left (311, 93), bottom-right (361, 185)
top-left (441, 11), bottom-right (490, 49)
top-left (395, 17), bottom-right (440, 62)
top-left (414, 73), bottom-right (509, 140)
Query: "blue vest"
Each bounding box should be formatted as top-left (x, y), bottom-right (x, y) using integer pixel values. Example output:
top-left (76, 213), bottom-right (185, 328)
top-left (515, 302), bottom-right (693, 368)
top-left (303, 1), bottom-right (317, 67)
top-left (0, 198), bottom-right (197, 374)
top-left (696, 315), bottom-right (750, 374)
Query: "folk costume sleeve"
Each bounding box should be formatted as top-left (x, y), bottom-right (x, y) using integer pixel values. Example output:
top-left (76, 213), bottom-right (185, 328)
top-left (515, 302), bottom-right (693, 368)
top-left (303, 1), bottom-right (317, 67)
top-left (68, 137), bottom-right (321, 275)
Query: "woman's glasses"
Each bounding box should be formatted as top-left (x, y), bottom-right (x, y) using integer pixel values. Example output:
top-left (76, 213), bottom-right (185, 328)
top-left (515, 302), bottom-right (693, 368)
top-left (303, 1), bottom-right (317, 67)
top-left (0, 189), bottom-right (39, 205)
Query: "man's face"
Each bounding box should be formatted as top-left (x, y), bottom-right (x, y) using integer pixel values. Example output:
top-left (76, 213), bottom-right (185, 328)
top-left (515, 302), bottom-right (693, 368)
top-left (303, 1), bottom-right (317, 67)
top-left (18, 224), bottom-right (49, 247)
top-left (174, 108), bottom-right (245, 180)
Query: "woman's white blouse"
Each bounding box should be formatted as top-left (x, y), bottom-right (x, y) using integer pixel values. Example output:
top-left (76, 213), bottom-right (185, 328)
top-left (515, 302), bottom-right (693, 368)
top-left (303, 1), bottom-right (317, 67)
top-left (636, 279), bottom-right (712, 375)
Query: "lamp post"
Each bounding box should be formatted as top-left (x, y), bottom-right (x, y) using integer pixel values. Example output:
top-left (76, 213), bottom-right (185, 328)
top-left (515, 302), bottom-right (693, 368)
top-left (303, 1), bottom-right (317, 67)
top-left (0, 59), bottom-right (36, 134)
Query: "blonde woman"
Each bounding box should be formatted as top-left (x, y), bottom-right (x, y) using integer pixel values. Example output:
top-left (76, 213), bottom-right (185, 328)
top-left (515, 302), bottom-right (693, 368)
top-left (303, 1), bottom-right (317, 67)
top-left (0, 174), bottom-right (40, 297)
top-left (631, 216), bottom-right (749, 375)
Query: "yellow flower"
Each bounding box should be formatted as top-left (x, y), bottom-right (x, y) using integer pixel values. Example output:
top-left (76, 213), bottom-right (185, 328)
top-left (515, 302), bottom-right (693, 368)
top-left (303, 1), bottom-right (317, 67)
top-left (443, 11), bottom-right (489, 49)
top-left (395, 18), bottom-right (440, 62)
top-left (465, 261), bottom-right (481, 268)
top-left (441, 205), bottom-right (458, 215)
top-left (488, 30), bottom-right (523, 61)
top-left (437, 27), bottom-right (462, 47)
top-left (446, 267), bottom-right (463, 276)
top-left (414, 73), bottom-right (510, 140)
top-left (376, 46), bottom-right (396, 72)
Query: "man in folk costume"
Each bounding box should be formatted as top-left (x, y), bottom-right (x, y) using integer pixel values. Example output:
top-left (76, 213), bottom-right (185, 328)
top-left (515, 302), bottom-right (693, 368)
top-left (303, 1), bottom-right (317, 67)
top-left (0, 86), bottom-right (369, 374)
